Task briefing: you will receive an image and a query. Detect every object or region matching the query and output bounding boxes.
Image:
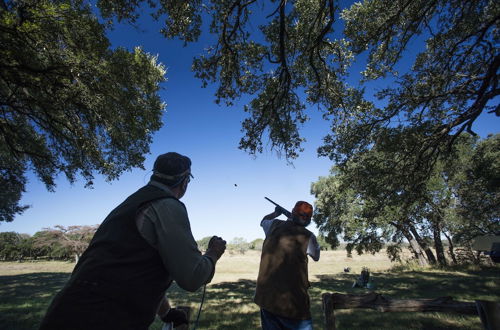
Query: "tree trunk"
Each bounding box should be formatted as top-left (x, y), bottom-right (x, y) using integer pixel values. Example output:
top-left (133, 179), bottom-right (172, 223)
top-left (409, 225), bottom-right (437, 264)
top-left (443, 231), bottom-right (457, 264)
top-left (393, 222), bottom-right (428, 266)
top-left (431, 218), bottom-right (447, 266)
top-left (408, 238), bottom-right (428, 266)
top-left (74, 253), bottom-right (80, 264)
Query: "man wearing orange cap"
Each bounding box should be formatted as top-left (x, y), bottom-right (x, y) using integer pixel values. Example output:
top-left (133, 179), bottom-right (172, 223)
top-left (254, 201), bottom-right (320, 329)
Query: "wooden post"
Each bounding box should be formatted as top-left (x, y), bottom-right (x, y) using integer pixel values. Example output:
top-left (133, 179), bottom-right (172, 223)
top-left (322, 293), bottom-right (336, 330)
top-left (476, 300), bottom-right (500, 330)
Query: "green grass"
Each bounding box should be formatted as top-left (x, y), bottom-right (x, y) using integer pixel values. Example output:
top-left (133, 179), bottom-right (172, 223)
top-left (0, 272), bottom-right (70, 330)
top-left (1, 251), bottom-right (499, 329)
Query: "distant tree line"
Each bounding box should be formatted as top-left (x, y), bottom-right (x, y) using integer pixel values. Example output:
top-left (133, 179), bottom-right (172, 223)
top-left (3, 226), bottom-right (482, 265)
top-left (0, 229), bottom-right (271, 262)
top-left (196, 237), bottom-right (265, 255)
top-left (0, 225), bottom-right (97, 262)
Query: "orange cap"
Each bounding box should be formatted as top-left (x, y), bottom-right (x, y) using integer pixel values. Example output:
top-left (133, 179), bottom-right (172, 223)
top-left (292, 201), bottom-right (313, 219)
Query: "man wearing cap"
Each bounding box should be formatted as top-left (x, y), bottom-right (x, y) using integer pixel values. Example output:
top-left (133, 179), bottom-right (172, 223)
top-left (254, 201), bottom-right (320, 330)
top-left (39, 152), bottom-right (226, 330)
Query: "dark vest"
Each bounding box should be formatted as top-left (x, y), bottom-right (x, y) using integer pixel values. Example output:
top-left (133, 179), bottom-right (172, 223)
top-left (254, 220), bottom-right (313, 319)
top-left (68, 184), bottom-right (179, 327)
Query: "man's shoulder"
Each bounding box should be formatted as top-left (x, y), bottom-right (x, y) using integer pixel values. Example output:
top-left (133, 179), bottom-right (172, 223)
top-left (145, 182), bottom-right (176, 197)
top-left (152, 195), bottom-right (186, 209)
top-left (261, 218), bottom-right (283, 223)
top-left (270, 220), bottom-right (312, 235)
top-left (305, 228), bottom-right (315, 236)
top-left (143, 186), bottom-right (185, 213)
top-left (260, 218), bottom-right (284, 226)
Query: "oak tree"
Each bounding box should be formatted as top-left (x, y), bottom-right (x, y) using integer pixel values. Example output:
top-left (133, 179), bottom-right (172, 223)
top-left (96, 0), bottom-right (498, 163)
top-left (1, 0), bottom-right (166, 221)
top-left (311, 133), bottom-right (499, 266)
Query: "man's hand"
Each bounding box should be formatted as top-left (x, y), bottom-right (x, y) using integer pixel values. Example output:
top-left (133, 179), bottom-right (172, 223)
top-left (205, 236), bottom-right (226, 261)
top-left (274, 206), bottom-right (287, 215)
top-left (161, 308), bottom-right (188, 327)
top-left (262, 207), bottom-right (285, 221)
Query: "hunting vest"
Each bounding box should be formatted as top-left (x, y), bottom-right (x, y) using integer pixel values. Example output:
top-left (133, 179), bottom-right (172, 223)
top-left (254, 220), bottom-right (313, 320)
top-left (67, 184), bottom-right (179, 327)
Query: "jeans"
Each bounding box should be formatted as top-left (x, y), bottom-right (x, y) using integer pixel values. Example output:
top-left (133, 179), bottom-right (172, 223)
top-left (260, 308), bottom-right (313, 330)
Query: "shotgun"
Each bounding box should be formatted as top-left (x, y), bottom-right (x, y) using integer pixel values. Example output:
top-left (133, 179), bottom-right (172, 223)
top-left (264, 197), bottom-right (292, 218)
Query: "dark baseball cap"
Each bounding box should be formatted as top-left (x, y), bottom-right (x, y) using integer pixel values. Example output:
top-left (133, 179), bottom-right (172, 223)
top-left (151, 152), bottom-right (193, 186)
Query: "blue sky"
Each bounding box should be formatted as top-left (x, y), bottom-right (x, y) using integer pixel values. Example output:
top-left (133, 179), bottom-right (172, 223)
top-left (0, 9), bottom-right (335, 242)
top-left (1, 3), bottom-right (498, 242)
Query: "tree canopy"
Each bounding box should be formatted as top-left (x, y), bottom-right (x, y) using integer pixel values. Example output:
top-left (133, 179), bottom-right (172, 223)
top-left (35, 225), bottom-right (97, 262)
top-left (2, 0), bottom-right (498, 223)
top-left (311, 133), bottom-right (499, 266)
top-left (96, 0), bottom-right (498, 162)
top-left (1, 0), bottom-right (166, 221)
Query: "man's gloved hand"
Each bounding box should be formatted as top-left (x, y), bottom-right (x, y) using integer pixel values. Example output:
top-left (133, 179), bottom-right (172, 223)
top-left (161, 308), bottom-right (188, 327)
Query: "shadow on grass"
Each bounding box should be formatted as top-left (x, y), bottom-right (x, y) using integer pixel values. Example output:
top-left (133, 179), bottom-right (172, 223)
top-left (152, 279), bottom-right (261, 330)
top-left (2, 267), bottom-right (498, 330)
top-left (313, 266), bottom-right (500, 300)
top-left (310, 266), bottom-right (500, 329)
top-left (0, 272), bottom-right (70, 330)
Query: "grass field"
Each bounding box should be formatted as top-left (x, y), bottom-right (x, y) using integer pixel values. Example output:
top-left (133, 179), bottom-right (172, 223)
top-left (1, 250), bottom-right (499, 329)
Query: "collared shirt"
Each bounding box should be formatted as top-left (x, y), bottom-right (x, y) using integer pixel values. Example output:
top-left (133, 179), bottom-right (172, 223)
top-left (261, 218), bottom-right (320, 261)
top-left (135, 181), bottom-right (215, 291)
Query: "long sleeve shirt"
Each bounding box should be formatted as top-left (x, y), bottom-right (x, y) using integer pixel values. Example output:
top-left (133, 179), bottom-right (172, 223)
top-left (135, 181), bottom-right (215, 291)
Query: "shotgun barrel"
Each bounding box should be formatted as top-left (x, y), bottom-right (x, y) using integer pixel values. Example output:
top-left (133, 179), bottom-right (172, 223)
top-left (264, 197), bottom-right (292, 218)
